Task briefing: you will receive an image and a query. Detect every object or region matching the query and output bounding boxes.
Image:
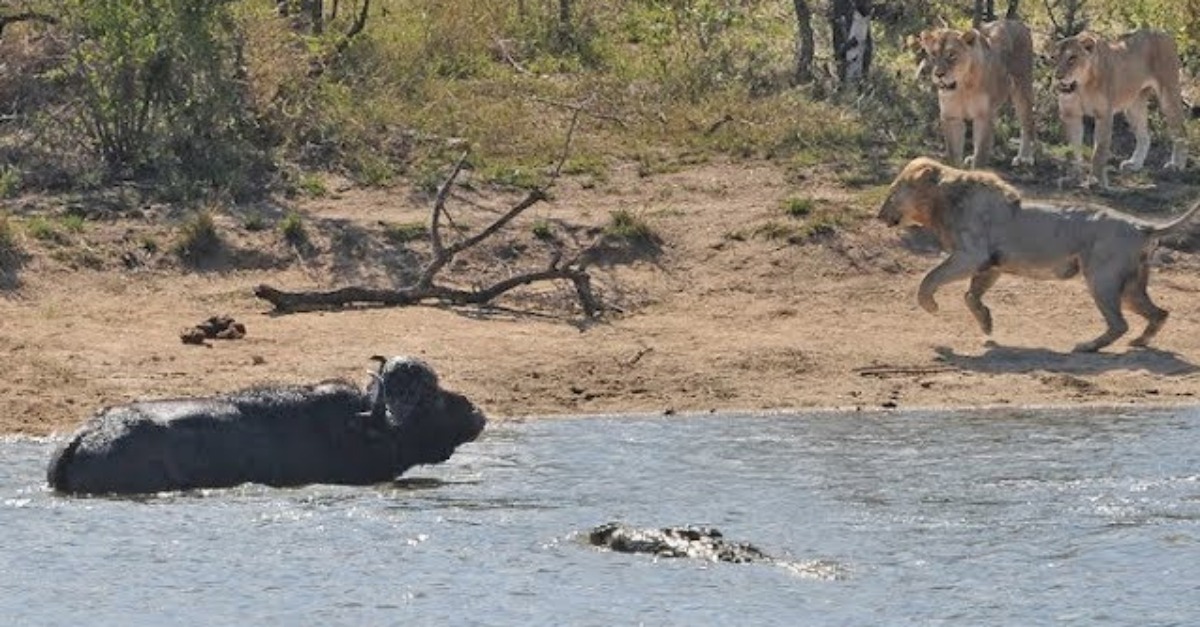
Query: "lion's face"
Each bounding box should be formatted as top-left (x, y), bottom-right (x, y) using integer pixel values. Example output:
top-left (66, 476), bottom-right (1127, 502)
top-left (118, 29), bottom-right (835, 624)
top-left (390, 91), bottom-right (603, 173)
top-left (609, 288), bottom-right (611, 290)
top-left (921, 29), bottom-right (981, 92)
top-left (1053, 35), bottom-right (1097, 94)
top-left (878, 160), bottom-right (943, 228)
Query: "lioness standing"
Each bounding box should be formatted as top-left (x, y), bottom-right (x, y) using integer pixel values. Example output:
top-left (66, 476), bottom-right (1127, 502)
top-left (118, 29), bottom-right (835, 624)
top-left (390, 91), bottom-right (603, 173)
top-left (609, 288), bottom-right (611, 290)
top-left (1054, 29), bottom-right (1189, 188)
top-left (916, 20), bottom-right (1037, 169)
top-left (877, 157), bottom-right (1200, 353)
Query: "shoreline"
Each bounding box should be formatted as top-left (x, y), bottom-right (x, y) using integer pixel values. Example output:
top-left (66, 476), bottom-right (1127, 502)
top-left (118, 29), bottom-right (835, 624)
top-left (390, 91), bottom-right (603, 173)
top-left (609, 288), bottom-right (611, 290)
top-left (13, 400), bottom-right (1198, 442)
top-left (5, 161), bottom-right (1200, 437)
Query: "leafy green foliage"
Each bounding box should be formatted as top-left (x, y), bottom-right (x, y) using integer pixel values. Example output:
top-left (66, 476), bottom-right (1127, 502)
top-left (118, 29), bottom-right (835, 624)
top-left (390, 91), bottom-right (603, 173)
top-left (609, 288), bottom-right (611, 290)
top-left (2, 0), bottom-right (1194, 201)
top-left (173, 210), bottom-right (221, 262)
top-left (782, 196), bottom-right (814, 218)
top-left (604, 209), bottom-right (658, 244)
top-left (383, 221), bottom-right (428, 244)
top-left (0, 213), bottom-right (19, 259)
top-left (280, 212), bottom-right (307, 246)
top-left (60, 0), bottom-right (265, 196)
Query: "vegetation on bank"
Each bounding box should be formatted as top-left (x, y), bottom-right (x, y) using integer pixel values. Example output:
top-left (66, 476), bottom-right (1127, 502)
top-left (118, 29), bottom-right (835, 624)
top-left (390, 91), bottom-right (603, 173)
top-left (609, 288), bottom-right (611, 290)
top-left (0, 0), bottom-right (1195, 264)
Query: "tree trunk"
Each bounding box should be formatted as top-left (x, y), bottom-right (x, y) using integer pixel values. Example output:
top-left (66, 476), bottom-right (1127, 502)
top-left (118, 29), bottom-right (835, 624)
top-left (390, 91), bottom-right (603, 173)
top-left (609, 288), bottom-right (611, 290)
top-left (1006, 0), bottom-right (1020, 19)
top-left (310, 0), bottom-right (323, 35)
top-left (792, 0), bottom-right (814, 84)
top-left (556, 0), bottom-right (572, 50)
top-left (973, 0), bottom-right (984, 28)
top-left (828, 0), bottom-right (872, 85)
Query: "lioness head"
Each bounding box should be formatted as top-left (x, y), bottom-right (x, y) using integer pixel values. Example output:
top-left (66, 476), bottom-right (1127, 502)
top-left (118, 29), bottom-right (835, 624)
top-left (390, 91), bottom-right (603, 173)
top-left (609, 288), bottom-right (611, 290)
top-left (877, 158), bottom-right (945, 228)
top-left (919, 28), bottom-right (984, 92)
top-left (1053, 34), bottom-right (1099, 94)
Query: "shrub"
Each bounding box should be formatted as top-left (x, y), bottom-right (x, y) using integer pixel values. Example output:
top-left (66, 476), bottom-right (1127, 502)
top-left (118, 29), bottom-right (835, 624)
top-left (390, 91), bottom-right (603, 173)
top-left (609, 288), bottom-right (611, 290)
top-left (0, 213), bottom-right (19, 258)
top-left (604, 209), bottom-right (658, 244)
top-left (174, 211), bottom-right (221, 261)
top-left (0, 167), bottom-right (21, 198)
top-left (61, 214), bottom-right (87, 233)
top-left (242, 214), bottom-right (268, 232)
top-left (383, 221), bottom-right (428, 244)
top-left (783, 196), bottom-right (814, 218)
top-left (26, 216), bottom-right (59, 242)
top-left (532, 219), bottom-right (554, 240)
top-left (280, 212), bottom-right (308, 245)
top-left (297, 174), bottom-right (328, 198)
top-left (61, 0), bottom-right (264, 195)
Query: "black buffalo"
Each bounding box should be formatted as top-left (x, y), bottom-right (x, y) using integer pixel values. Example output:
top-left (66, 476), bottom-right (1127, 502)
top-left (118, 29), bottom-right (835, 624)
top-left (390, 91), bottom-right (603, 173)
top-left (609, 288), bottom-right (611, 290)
top-left (47, 356), bottom-right (486, 495)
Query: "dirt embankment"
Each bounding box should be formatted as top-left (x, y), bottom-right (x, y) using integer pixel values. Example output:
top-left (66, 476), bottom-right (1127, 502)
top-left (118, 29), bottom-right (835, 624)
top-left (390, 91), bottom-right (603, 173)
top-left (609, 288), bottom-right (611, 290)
top-left (4, 161), bottom-right (1200, 436)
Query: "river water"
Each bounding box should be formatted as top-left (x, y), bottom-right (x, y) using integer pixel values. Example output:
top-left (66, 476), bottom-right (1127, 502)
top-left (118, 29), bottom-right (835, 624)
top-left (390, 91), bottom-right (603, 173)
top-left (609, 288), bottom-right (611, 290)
top-left (2, 407), bottom-right (1198, 626)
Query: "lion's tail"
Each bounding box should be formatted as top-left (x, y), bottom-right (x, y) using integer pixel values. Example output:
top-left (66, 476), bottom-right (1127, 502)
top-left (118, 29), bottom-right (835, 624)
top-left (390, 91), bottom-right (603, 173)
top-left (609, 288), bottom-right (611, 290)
top-left (1147, 198), bottom-right (1200, 238)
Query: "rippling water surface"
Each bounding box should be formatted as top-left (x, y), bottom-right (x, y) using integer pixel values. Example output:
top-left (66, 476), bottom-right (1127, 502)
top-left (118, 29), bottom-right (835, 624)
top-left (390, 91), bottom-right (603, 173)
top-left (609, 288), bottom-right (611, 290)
top-left (3, 407), bottom-right (1199, 625)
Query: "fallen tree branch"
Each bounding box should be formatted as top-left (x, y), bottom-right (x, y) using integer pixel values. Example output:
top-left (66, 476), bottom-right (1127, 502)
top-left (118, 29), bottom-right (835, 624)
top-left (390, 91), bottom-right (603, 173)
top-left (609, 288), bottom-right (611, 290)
top-left (254, 102), bottom-right (605, 318)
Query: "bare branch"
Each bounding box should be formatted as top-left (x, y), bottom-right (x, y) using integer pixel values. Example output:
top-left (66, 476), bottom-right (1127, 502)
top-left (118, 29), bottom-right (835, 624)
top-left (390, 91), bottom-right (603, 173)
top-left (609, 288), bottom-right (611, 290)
top-left (531, 95), bottom-right (627, 128)
top-left (427, 151), bottom-right (470, 272)
top-left (550, 104), bottom-right (583, 179)
top-left (254, 106), bottom-right (605, 318)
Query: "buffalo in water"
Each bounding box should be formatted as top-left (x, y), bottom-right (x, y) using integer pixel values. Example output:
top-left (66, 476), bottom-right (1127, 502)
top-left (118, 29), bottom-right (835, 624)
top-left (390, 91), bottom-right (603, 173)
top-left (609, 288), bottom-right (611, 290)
top-left (47, 356), bottom-right (486, 495)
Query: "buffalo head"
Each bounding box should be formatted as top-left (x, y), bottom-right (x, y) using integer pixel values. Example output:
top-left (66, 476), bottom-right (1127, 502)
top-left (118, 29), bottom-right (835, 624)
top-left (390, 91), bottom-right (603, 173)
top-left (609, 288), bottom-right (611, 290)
top-left (370, 356), bottom-right (487, 467)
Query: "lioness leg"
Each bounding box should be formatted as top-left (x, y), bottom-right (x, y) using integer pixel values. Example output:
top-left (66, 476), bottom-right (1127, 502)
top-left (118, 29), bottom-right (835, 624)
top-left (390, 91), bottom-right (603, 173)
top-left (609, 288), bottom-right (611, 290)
top-left (1075, 267), bottom-right (1130, 353)
top-left (942, 117), bottom-right (967, 167)
top-left (966, 116), bottom-right (994, 169)
top-left (918, 253), bottom-right (987, 314)
top-left (1158, 83), bottom-right (1189, 170)
top-left (1123, 263), bottom-right (1169, 347)
top-left (964, 269), bottom-right (1000, 335)
top-left (1089, 112), bottom-right (1114, 189)
top-left (1059, 102), bottom-right (1089, 183)
top-left (1119, 96), bottom-right (1151, 172)
top-left (1010, 79), bottom-right (1037, 166)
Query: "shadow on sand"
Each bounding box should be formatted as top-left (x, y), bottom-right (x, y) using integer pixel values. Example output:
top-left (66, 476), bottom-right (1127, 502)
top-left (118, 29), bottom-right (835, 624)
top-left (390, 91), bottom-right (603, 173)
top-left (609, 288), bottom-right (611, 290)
top-left (934, 343), bottom-right (1199, 377)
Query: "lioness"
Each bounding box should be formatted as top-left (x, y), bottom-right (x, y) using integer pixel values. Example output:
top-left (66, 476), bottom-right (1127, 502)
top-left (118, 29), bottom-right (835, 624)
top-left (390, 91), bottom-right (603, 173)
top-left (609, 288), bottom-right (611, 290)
top-left (877, 157), bottom-right (1200, 352)
top-left (1054, 29), bottom-right (1189, 188)
top-left (915, 19), bottom-right (1037, 168)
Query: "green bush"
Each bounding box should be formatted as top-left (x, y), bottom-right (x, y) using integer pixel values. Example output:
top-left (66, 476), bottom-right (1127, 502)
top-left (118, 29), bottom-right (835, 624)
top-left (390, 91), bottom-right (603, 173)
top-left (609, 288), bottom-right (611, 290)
top-left (280, 212), bottom-right (308, 245)
top-left (783, 196), bottom-right (814, 218)
top-left (532, 219), bottom-right (554, 240)
top-left (383, 221), bottom-right (428, 244)
top-left (242, 214), bottom-right (268, 232)
top-left (0, 167), bottom-right (21, 198)
top-left (0, 213), bottom-right (19, 258)
top-left (61, 0), bottom-right (264, 195)
top-left (604, 209), bottom-right (658, 244)
top-left (26, 216), bottom-right (59, 242)
top-left (174, 210), bottom-right (221, 261)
